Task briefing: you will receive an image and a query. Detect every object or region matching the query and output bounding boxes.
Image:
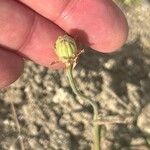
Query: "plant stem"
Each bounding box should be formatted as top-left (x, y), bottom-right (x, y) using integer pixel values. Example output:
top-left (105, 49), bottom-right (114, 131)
top-left (65, 65), bottom-right (101, 150)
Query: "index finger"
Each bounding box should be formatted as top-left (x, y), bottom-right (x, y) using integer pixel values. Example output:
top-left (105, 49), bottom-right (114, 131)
top-left (18, 0), bottom-right (128, 52)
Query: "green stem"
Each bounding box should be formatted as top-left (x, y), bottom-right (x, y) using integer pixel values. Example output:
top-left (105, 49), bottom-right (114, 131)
top-left (65, 65), bottom-right (101, 150)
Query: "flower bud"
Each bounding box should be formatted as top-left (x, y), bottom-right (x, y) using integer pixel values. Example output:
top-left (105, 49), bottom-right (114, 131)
top-left (55, 35), bottom-right (77, 64)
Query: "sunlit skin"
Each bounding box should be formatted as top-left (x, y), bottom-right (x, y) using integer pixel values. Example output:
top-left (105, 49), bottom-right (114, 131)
top-left (0, 0), bottom-right (128, 88)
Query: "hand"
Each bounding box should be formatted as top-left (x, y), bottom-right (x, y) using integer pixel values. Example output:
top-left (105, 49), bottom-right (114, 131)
top-left (0, 0), bottom-right (128, 88)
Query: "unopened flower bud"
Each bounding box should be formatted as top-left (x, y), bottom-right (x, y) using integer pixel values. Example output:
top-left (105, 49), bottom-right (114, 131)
top-left (55, 35), bottom-right (78, 64)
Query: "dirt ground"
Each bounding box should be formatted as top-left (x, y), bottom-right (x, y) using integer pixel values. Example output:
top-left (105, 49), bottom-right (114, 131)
top-left (0, 1), bottom-right (150, 150)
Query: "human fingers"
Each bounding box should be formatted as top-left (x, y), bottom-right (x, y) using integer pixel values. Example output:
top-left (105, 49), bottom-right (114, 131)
top-left (18, 0), bottom-right (128, 52)
top-left (0, 48), bottom-right (23, 88)
top-left (0, 0), bottom-right (65, 69)
top-left (0, 0), bottom-right (128, 70)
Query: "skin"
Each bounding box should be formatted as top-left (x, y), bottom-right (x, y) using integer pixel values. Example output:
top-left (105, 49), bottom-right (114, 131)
top-left (0, 0), bottom-right (128, 88)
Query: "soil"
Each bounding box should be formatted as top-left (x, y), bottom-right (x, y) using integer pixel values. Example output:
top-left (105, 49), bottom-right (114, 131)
top-left (0, 1), bottom-right (150, 150)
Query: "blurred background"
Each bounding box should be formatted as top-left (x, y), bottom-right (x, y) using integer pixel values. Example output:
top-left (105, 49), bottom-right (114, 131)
top-left (0, 0), bottom-right (150, 149)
